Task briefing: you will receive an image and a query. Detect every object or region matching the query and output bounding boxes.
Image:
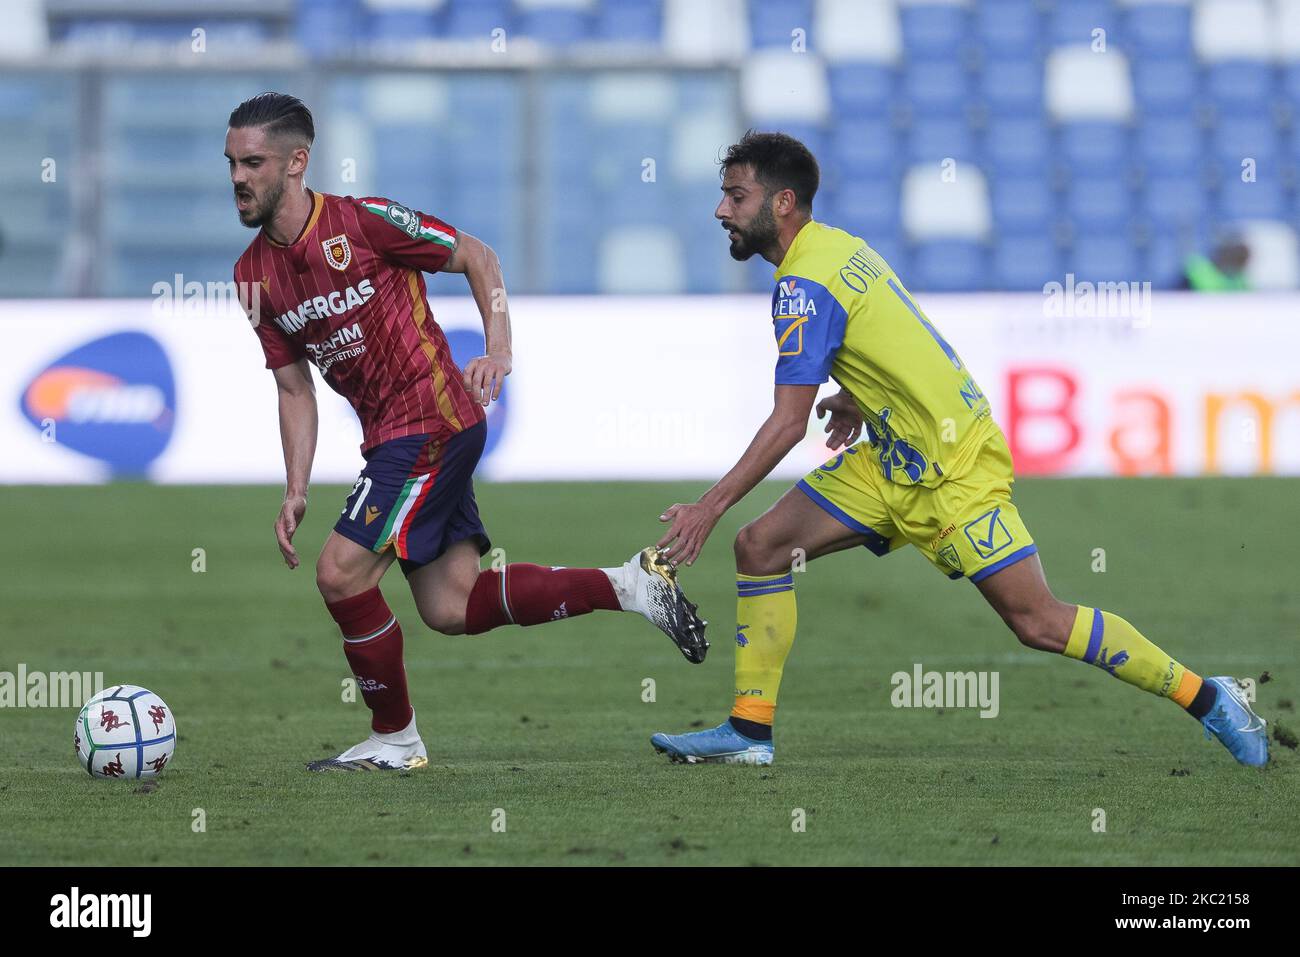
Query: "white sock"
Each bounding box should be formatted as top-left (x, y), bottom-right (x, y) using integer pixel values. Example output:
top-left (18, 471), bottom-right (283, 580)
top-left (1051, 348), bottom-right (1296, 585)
top-left (601, 565), bottom-right (635, 611)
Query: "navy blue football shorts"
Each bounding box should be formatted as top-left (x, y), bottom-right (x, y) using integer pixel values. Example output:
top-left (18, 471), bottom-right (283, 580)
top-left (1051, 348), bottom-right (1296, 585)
top-left (333, 421), bottom-right (491, 576)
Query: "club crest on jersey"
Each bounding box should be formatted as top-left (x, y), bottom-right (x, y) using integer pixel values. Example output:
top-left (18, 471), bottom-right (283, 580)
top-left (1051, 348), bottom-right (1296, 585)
top-left (322, 235), bottom-right (352, 271)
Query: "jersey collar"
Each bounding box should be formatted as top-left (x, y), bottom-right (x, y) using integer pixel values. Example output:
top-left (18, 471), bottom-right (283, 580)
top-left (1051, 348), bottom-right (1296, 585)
top-left (264, 189), bottom-right (324, 248)
top-left (774, 218), bottom-right (818, 279)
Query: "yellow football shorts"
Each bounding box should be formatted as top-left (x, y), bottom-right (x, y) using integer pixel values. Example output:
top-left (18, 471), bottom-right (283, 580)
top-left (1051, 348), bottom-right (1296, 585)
top-left (797, 430), bottom-right (1037, 583)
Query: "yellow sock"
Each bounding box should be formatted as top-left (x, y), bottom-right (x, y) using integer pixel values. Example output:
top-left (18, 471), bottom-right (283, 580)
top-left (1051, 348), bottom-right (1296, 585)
top-left (1063, 605), bottom-right (1201, 702)
top-left (731, 572), bottom-right (797, 726)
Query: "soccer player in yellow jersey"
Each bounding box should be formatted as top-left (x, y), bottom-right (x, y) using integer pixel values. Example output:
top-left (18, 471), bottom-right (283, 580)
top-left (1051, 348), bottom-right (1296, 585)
top-left (649, 131), bottom-right (1267, 767)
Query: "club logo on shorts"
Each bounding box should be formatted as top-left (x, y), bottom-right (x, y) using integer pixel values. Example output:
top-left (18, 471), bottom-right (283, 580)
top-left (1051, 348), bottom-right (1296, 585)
top-left (938, 544), bottom-right (963, 572)
top-left (322, 234), bottom-right (352, 271)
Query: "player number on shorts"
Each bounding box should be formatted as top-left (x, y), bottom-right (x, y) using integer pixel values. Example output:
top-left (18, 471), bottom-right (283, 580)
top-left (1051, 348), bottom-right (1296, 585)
top-left (345, 477), bottom-right (372, 520)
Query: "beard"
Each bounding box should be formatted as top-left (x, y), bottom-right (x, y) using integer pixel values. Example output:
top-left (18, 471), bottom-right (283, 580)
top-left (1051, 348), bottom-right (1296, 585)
top-left (236, 179), bottom-right (285, 229)
top-left (725, 201), bottom-right (778, 262)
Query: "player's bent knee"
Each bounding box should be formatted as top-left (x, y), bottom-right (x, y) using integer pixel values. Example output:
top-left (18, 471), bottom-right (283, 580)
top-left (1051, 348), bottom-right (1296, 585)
top-left (1007, 609), bottom-right (1067, 653)
top-left (315, 556), bottom-right (364, 604)
top-left (733, 522), bottom-right (790, 577)
top-left (418, 602), bottom-right (467, 637)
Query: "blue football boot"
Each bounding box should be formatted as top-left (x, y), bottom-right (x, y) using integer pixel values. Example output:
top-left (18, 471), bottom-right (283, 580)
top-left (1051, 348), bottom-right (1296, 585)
top-left (650, 719), bottom-right (774, 765)
top-left (1201, 677), bottom-right (1269, 767)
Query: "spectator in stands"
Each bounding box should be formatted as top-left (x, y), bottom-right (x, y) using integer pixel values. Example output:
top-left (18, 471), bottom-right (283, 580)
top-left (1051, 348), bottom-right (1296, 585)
top-left (1180, 237), bottom-right (1250, 291)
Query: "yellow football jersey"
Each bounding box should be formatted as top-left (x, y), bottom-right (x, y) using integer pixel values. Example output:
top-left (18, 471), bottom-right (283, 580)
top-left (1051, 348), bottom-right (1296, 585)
top-left (772, 220), bottom-right (995, 488)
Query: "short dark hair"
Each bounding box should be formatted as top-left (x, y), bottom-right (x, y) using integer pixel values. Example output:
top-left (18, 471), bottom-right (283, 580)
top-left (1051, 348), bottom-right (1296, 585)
top-left (228, 92), bottom-right (315, 148)
top-left (721, 130), bottom-right (820, 211)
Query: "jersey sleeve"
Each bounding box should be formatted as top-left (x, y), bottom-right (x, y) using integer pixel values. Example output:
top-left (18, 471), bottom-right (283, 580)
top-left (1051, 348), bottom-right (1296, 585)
top-left (353, 196), bottom-right (458, 273)
top-left (235, 265), bottom-right (304, 370)
top-left (771, 275), bottom-right (848, 385)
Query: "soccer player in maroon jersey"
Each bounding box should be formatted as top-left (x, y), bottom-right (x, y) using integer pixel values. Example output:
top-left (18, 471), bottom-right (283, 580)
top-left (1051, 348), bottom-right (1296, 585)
top-left (227, 93), bottom-right (707, 771)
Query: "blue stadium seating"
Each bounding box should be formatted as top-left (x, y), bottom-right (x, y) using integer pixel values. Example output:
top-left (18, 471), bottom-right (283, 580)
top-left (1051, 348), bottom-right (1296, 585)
top-left (984, 117), bottom-right (1052, 175)
top-left (1124, 3), bottom-right (1192, 57)
top-left (1131, 58), bottom-right (1199, 112)
top-left (829, 118), bottom-right (899, 178)
top-left (1059, 122), bottom-right (1130, 173)
top-left (976, 1), bottom-right (1041, 57)
top-left (990, 177), bottom-right (1054, 233)
top-left (912, 240), bottom-right (987, 292)
top-left (1050, 1), bottom-right (1116, 47)
top-left (594, 0), bottom-right (661, 43)
top-left (1135, 118), bottom-right (1203, 176)
top-left (518, 6), bottom-right (593, 45)
top-left (903, 60), bottom-right (971, 118)
top-left (993, 234), bottom-right (1061, 290)
top-left (1066, 178), bottom-right (1133, 231)
top-left (901, 4), bottom-right (969, 59)
top-left (827, 63), bottom-right (896, 116)
top-left (749, 0), bottom-right (814, 49)
top-left (980, 58), bottom-right (1045, 115)
top-left (442, 0), bottom-right (513, 40)
top-left (1206, 62), bottom-right (1276, 117)
top-left (1142, 177), bottom-right (1208, 230)
top-left (1070, 235), bottom-right (1140, 283)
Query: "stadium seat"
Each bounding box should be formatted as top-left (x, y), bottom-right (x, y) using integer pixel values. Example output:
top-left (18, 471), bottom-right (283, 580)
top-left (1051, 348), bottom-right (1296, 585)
top-left (899, 2), bottom-right (970, 59)
top-left (597, 225), bottom-right (685, 293)
top-left (1050, 0), bottom-right (1116, 47)
top-left (1279, 1), bottom-right (1300, 61)
top-left (1205, 62), bottom-right (1276, 117)
top-left (1192, 0), bottom-right (1271, 63)
top-left (594, 0), bottom-right (661, 43)
top-left (1065, 177), bottom-right (1133, 231)
top-left (992, 234), bottom-right (1062, 290)
top-left (1135, 116), bottom-right (1203, 176)
top-left (829, 119), bottom-right (900, 180)
top-left (832, 177), bottom-right (902, 235)
top-left (990, 176), bottom-right (1055, 232)
top-left (1059, 122), bottom-right (1130, 172)
top-left (815, 0), bottom-right (902, 63)
top-left (827, 63), bottom-right (896, 116)
top-left (0, 0), bottom-right (46, 57)
top-left (1045, 45), bottom-right (1135, 122)
top-left (979, 57), bottom-right (1044, 116)
top-left (907, 118), bottom-right (977, 165)
top-left (901, 163), bottom-right (992, 241)
top-left (1238, 220), bottom-right (1300, 290)
top-left (515, 0), bottom-right (594, 46)
top-left (902, 59), bottom-right (970, 118)
top-left (1142, 176), bottom-right (1208, 230)
top-left (1217, 177), bottom-right (1286, 220)
top-left (911, 240), bottom-right (988, 292)
top-left (442, 0), bottom-right (512, 40)
top-left (741, 51), bottom-right (831, 123)
top-left (298, 0), bottom-right (359, 56)
top-left (363, 0), bottom-right (442, 44)
top-left (984, 116), bottom-right (1052, 175)
top-left (975, 0), bottom-right (1041, 57)
top-left (663, 0), bottom-right (749, 61)
top-left (1130, 56), bottom-right (1199, 114)
top-left (1070, 235), bottom-right (1140, 283)
top-left (1211, 117), bottom-right (1280, 167)
top-left (1123, 2), bottom-right (1192, 58)
top-left (748, 0), bottom-right (814, 49)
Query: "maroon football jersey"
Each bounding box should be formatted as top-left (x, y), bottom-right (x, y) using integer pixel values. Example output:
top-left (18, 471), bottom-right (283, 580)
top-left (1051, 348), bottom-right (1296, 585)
top-left (234, 191), bottom-right (485, 451)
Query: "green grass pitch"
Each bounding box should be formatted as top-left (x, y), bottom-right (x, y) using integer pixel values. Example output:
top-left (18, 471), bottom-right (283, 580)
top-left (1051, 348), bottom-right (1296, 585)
top-left (1, 478), bottom-right (1297, 866)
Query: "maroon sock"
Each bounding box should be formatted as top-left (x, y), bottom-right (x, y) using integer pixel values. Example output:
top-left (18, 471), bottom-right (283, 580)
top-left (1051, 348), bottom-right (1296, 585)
top-left (326, 587), bottom-right (412, 734)
top-left (465, 564), bottom-right (619, 635)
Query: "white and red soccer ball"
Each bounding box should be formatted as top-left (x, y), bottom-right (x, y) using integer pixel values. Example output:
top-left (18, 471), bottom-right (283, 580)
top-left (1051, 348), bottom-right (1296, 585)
top-left (74, 685), bottom-right (176, 779)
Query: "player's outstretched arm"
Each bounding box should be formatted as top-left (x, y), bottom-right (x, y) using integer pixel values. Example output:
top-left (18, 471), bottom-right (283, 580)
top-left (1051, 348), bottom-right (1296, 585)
top-left (444, 230), bottom-right (511, 406)
top-left (658, 384), bottom-right (819, 566)
top-left (272, 358), bottom-right (317, 569)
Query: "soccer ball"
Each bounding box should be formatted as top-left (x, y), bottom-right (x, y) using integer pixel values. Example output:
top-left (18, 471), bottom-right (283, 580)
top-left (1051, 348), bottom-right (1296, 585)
top-left (74, 685), bottom-right (176, 780)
